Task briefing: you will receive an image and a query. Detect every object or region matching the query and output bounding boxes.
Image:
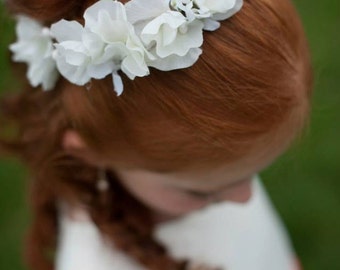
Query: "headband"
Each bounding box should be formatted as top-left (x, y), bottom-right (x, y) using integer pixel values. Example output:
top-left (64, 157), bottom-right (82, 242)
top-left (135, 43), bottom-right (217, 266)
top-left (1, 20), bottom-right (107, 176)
top-left (10, 0), bottom-right (243, 95)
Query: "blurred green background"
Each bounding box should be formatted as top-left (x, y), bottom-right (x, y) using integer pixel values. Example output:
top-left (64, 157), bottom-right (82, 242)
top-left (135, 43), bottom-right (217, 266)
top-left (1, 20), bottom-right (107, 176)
top-left (0, 1), bottom-right (339, 269)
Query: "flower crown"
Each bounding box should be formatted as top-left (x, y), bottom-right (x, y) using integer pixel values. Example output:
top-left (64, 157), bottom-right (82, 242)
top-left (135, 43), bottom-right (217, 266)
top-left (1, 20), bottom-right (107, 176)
top-left (10, 0), bottom-right (243, 95)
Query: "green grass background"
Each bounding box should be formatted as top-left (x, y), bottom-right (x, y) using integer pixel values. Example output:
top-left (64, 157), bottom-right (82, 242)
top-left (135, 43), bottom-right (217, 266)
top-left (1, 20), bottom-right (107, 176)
top-left (0, 1), bottom-right (339, 269)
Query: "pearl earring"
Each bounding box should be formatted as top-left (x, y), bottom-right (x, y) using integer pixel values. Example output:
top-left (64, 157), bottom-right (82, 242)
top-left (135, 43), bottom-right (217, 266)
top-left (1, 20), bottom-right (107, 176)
top-left (96, 169), bottom-right (109, 192)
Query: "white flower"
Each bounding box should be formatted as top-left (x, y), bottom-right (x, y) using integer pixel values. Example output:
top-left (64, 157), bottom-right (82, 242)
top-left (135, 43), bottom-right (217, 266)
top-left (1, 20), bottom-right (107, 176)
top-left (10, 0), bottom-right (244, 95)
top-left (196, 0), bottom-right (243, 21)
top-left (170, 0), bottom-right (244, 31)
top-left (51, 20), bottom-right (104, 86)
top-left (51, 0), bottom-right (151, 95)
top-left (10, 16), bottom-right (59, 90)
top-left (84, 1), bottom-right (151, 79)
top-left (147, 47), bottom-right (202, 71)
top-left (125, 0), bottom-right (169, 25)
top-left (140, 11), bottom-right (204, 70)
top-left (170, 0), bottom-right (211, 22)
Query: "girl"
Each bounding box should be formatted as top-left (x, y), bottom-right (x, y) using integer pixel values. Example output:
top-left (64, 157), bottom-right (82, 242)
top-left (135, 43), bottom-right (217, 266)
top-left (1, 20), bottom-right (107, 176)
top-left (1, 0), bottom-right (312, 269)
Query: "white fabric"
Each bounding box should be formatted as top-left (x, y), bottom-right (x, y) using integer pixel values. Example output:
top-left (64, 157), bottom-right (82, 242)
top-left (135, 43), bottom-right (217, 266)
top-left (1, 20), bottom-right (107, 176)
top-left (56, 177), bottom-right (296, 270)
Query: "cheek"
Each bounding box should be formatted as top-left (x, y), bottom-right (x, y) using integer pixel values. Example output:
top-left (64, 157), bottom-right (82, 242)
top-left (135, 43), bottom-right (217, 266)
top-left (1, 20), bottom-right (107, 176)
top-left (218, 180), bottom-right (253, 203)
top-left (141, 189), bottom-right (210, 216)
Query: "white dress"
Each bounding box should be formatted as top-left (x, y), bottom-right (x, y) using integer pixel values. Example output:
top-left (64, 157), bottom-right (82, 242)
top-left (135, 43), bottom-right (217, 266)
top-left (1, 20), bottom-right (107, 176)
top-left (56, 177), bottom-right (298, 270)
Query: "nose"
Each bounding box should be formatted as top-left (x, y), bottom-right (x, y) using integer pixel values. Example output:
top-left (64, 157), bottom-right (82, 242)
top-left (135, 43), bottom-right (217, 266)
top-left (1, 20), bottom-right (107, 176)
top-left (218, 180), bottom-right (253, 203)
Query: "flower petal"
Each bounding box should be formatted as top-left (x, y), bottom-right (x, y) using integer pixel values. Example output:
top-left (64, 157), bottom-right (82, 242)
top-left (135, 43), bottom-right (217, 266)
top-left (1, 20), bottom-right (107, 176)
top-left (84, 0), bottom-right (127, 29)
top-left (203, 19), bottom-right (221, 31)
top-left (125, 0), bottom-right (169, 24)
top-left (54, 42), bottom-right (89, 65)
top-left (121, 53), bottom-right (149, 79)
top-left (98, 43), bottom-right (128, 64)
top-left (211, 0), bottom-right (243, 20)
top-left (142, 11), bottom-right (186, 36)
top-left (148, 48), bottom-right (202, 71)
top-left (162, 24), bottom-right (178, 46)
top-left (112, 72), bottom-right (124, 96)
top-left (196, 0), bottom-right (237, 14)
top-left (87, 61), bottom-right (115, 79)
top-left (162, 21), bottom-right (204, 57)
top-left (10, 41), bottom-right (37, 62)
top-left (54, 54), bottom-right (91, 85)
top-left (27, 59), bottom-right (58, 90)
top-left (92, 10), bottom-right (129, 43)
top-left (82, 31), bottom-right (105, 59)
top-left (15, 16), bottom-right (43, 40)
top-left (50, 20), bottom-right (83, 42)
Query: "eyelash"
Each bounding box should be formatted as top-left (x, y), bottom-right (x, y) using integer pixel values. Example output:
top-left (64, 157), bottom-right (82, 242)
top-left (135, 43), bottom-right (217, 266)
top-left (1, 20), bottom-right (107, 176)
top-left (184, 190), bottom-right (214, 200)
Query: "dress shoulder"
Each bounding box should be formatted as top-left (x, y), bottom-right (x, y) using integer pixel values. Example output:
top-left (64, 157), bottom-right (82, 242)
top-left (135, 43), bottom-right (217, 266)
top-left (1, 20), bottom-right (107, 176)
top-left (56, 177), bottom-right (297, 270)
top-left (56, 206), bottom-right (145, 270)
top-left (154, 177), bottom-right (297, 270)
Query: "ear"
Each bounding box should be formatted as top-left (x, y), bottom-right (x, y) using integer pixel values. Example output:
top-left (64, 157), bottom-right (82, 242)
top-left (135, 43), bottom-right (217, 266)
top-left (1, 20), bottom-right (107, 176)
top-left (62, 130), bottom-right (87, 151)
top-left (62, 130), bottom-right (101, 166)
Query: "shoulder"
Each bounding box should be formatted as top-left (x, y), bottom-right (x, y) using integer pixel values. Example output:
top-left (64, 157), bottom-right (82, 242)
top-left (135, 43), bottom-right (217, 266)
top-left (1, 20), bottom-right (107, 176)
top-left (55, 205), bottom-right (145, 270)
top-left (154, 176), bottom-right (297, 270)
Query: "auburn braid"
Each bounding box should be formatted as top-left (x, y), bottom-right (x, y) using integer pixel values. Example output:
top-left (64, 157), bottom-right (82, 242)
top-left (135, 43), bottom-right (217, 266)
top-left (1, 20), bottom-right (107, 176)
top-left (0, 84), bottom-right (190, 269)
top-left (26, 151), bottom-right (190, 270)
top-left (89, 171), bottom-right (190, 269)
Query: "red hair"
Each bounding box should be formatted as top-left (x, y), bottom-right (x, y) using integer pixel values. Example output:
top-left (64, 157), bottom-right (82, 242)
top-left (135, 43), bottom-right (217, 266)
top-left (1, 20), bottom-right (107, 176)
top-left (1, 0), bottom-right (312, 269)
top-left (59, 2), bottom-right (312, 171)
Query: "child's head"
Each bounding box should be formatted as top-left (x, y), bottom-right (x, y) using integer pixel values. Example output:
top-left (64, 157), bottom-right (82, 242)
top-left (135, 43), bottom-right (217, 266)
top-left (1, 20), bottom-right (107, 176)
top-left (2, 0), bottom-right (312, 269)
top-left (55, 0), bottom-right (312, 215)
